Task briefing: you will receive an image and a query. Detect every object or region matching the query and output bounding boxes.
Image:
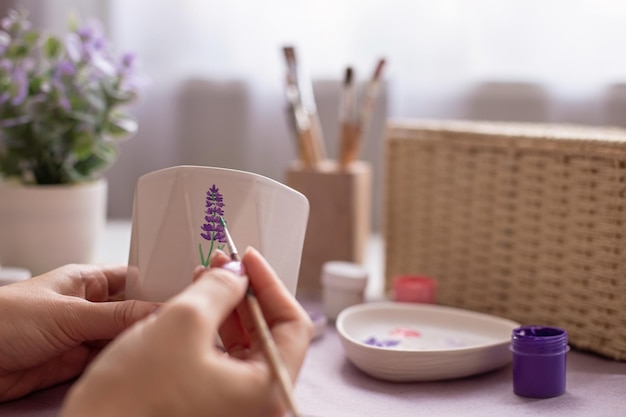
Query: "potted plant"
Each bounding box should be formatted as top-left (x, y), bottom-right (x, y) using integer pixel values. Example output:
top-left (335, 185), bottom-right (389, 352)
top-left (0, 9), bottom-right (142, 275)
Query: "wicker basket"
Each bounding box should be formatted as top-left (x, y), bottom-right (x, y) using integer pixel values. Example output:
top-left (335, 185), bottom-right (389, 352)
top-left (384, 119), bottom-right (626, 361)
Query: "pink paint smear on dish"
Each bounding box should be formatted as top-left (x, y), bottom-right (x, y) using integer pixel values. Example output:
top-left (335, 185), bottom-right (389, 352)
top-left (389, 327), bottom-right (421, 338)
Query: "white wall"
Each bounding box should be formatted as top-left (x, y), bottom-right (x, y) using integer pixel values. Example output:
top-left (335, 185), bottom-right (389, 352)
top-left (8, 0), bottom-right (626, 231)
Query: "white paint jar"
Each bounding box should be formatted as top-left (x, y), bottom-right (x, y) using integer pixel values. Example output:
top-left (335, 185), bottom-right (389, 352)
top-left (321, 261), bottom-right (368, 322)
top-left (0, 267), bottom-right (31, 286)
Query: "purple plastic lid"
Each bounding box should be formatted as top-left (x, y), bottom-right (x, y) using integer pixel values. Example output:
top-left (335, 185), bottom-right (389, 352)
top-left (510, 325), bottom-right (569, 398)
top-left (511, 325), bottom-right (568, 355)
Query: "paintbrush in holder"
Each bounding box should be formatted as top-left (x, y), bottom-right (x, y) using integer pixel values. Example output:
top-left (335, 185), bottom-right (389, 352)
top-left (281, 54), bottom-right (385, 293)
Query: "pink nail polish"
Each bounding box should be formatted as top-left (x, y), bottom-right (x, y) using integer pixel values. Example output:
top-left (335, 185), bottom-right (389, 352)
top-left (222, 261), bottom-right (246, 276)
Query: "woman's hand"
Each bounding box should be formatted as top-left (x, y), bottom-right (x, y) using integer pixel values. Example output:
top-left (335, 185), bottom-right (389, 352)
top-left (61, 247), bottom-right (313, 417)
top-left (0, 264), bottom-right (158, 401)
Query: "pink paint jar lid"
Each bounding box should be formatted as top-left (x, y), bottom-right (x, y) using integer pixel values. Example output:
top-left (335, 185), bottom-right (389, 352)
top-left (392, 275), bottom-right (436, 304)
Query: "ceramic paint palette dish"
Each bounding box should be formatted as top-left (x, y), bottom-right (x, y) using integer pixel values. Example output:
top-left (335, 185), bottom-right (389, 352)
top-left (336, 302), bottom-right (520, 382)
top-left (125, 166), bottom-right (309, 302)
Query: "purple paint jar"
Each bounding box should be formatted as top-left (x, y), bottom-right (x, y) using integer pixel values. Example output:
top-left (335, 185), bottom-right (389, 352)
top-left (510, 325), bottom-right (569, 398)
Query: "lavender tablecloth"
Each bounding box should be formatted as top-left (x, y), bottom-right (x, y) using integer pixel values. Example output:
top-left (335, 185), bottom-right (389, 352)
top-left (1, 298), bottom-right (625, 417)
top-left (1, 223), bottom-right (624, 416)
top-left (295, 313), bottom-right (626, 417)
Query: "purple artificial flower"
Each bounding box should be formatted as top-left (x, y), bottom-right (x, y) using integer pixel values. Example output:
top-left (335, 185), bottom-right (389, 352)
top-left (58, 95), bottom-right (71, 111)
top-left (0, 32), bottom-right (9, 54)
top-left (0, 114), bottom-right (30, 128)
top-left (77, 20), bottom-right (107, 52)
top-left (0, 17), bottom-right (12, 31)
top-left (1, 11), bottom-right (29, 33)
top-left (120, 52), bottom-right (135, 71)
top-left (64, 33), bottom-right (82, 63)
top-left (54, 60), bottom-right (76, 79)
top-left (66, 20), bottom-right (112, 77)
top-left (90, 54), bottom-right (116, 77)
top-left (51, 60), bottom-right (75, 97)
top-left (10, 66), bottom-right (27, 106)
top-left (0, 8), bottom-right (144, 184)
top-left (116, 52), bottom-right (146, 92)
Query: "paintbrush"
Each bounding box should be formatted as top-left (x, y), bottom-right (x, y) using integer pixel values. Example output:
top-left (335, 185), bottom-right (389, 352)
top-left (338, 58), bottom-right (386, 168)
top-left (359, 58), bottom-right (386, 133)
top-left (282, 46), bottom-right (326, 165)
top-left (284, 75), bottom-right (316, 167)
top-left (219, 217), bottom-right (302, 417)
top-left (282, 47), bottom-right (317, 168)
top-left (338, 66), bottom-right (360, 168)
top-left (282, 46), bottom-right (298, 86)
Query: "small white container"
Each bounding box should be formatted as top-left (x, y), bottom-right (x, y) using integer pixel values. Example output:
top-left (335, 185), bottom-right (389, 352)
top-left (321, 261), bottom-right (368, 321)
top-left (0, 267), bottom-right (31, 287)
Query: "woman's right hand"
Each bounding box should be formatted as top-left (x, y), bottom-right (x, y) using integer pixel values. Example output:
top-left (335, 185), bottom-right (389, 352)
top-left (61, 247), bottom-right (313, 417)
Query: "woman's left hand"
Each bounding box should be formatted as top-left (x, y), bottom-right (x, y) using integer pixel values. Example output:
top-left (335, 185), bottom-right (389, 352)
top-left (0, 264), bottom-right (158, 401)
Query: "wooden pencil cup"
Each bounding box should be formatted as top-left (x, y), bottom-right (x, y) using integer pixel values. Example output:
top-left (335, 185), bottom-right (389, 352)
top-left (286, 160), bottom-right (371, 294)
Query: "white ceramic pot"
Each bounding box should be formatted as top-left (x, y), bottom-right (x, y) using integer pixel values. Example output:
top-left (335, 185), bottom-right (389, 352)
top-left (0, 179), bottom-right (107, 276)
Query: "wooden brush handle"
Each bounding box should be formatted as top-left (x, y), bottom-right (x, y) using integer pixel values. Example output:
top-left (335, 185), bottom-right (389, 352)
top-left (246, 293), bottom-right (302, 417)
top-left (298, 127), bottom-right (318, 168)
top-left (339, 123), bottom-right (362, 168)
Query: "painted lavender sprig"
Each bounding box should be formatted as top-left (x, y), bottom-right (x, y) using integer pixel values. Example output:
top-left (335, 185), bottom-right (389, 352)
top-left (199, 184), bottom-right (226, 267)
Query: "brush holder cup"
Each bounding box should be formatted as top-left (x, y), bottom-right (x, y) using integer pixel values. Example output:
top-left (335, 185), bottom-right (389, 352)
top-left (286, 160), bottom-right (371, 294)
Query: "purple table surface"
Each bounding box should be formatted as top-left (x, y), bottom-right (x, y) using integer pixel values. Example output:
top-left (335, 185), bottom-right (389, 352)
top-left (1, 298), bottom-right (625, 417)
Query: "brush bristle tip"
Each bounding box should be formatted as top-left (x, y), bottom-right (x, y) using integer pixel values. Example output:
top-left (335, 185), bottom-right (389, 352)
top-left (344, 66), bottom-right (353, 84)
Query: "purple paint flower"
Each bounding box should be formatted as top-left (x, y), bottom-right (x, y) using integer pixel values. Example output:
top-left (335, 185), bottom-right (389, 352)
top-left (364, 337), bottom-right (401, 348)
top-left (198, 184), bottom-right (227, 266)
top-left (201, 185), bottom-right (226, 242)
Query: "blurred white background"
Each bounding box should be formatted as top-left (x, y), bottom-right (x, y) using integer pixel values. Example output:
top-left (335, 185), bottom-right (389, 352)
top-left (4, 0), bottom-right (626, 230)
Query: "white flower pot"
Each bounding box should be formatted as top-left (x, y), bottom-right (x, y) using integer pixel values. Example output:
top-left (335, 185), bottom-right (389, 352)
top-left (0, 179), bottom-right (107, 276)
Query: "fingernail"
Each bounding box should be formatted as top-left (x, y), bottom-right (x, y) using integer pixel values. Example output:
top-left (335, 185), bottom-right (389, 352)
top-left (210, 249), bottom-right (226, 261)
top-left (244, 246), bottom-right (257, 256)
top-left (150, 304), bottom-right (163, 315)
top-left (221, 260), bottom-right (246, 277)
top-left (193, 265), bottom-right (207, 281)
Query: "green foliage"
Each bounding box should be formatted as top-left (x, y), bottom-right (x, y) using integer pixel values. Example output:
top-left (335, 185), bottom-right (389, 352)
top-left (0, 9), bottom-right (143, 185)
